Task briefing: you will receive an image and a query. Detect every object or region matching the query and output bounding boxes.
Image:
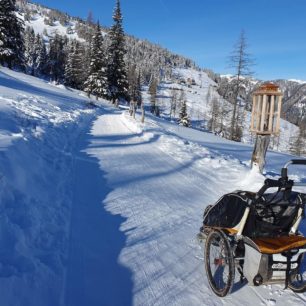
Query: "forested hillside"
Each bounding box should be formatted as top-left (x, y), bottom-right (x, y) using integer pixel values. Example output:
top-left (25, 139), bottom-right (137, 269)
top-left (0, 0), bottom-right (304, 156)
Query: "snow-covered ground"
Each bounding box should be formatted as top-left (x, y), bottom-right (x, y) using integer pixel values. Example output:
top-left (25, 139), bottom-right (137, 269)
top-left (0, 68), bottom-right (305, 306)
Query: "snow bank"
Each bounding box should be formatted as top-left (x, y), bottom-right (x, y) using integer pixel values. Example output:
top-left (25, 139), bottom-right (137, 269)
top-left (0, 68), bottom-right (96, 306)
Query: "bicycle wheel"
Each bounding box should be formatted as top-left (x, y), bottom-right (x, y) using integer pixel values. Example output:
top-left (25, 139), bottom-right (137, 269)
top-left (205, 230), bottom-right (235, 297)
top-left (288, 253), bottom-right (306, 293)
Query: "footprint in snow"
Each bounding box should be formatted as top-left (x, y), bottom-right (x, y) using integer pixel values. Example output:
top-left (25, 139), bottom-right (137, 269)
top-left (265, 299), bottom-right (276, 306)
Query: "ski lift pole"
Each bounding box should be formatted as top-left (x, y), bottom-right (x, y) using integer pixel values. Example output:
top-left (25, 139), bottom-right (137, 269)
top-left (250, 83), bottom-right (283, 173)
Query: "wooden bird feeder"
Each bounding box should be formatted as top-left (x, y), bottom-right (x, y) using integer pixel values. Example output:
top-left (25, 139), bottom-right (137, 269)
top-left (250, 83), bottom-right (283, 136)
top-left (250, 82), bottom-right (283, 173)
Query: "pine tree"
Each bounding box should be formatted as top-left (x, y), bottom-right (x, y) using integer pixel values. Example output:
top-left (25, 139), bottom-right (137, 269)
top-left (35, 34), bottom-right (48, 76)
top-left (0, 0), bottom-right (25, 68)
top-left (135, 71), bottom-right (142, 108)
top-left (106, 0), bottom-right (129, 104)
top-left (47, 34), bottom-right (68, 82)
top-left (148, 76), bottom-right (158, 114)
top-left (24, 26), bottom-right (36, 75)
top-left (170, 89), bottom-right (178, 119)
top-left (208, 97), bottom-right (220, 133)
top-left (84, 22), bottom-right (107, 99)
top-left (65, 40), bottom-right (85, 89)
top-left (290, 125), bottom-right (306, 157)
top-left (179, 99), bottom-right (191, 127)
top-left (127, 64), bottom-right (137, 102)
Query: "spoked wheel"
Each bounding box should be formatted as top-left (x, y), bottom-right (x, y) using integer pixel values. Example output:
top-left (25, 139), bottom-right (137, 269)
top-left (205, 230), bottom-right (235, 297)
top-left (289, 253), bottom-right (306, 293)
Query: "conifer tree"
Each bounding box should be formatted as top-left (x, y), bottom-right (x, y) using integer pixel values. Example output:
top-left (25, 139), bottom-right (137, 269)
top-left (179, 99), bottom-right (191, 127)
top-left (135, 71), bottom-right (142, 108)
top-left (0, 0), bottom-right (25, 68)
top-left (65, 40), bottom-right (85, 89)
top-left (84, 22), bottom-right (107, 99)
top-left (36, 34), bottom-right (48, 76)
top-left (47, 34), bottom-right (68, 82)
top-left (170, 89), bottom-right (178, 119)
top-left (228, 30), bottom-right (254, 141)
top-left (106, 0), bottom-right (129, 104)
top-left (290, 125), bottom-right (306, 157)
top-left (24, 26), bottom-right (36, 74)
top-left (148, 76), bottom-right (158, 114)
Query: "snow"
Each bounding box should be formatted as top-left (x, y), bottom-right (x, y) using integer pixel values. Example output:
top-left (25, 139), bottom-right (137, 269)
top-left (155, 68), bottom-right (298, 155)
top-left (86, 110), bottom-right (306, 306)
top-left (0, 68), bottom-right (305, 306)
top-left (288, 79), bottom-right (306, 84)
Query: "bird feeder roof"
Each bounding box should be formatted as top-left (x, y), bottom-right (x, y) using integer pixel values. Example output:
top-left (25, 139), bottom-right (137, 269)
top-left (254, 82), bottom-right (283, 96)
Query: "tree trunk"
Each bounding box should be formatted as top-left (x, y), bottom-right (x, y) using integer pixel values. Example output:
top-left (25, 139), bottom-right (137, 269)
top-left (132, 101), bottom-right (136, 119)
top-left (141, 103), bottom-right (145, 123)
top-left (251, 135), bottom-right (270, 173)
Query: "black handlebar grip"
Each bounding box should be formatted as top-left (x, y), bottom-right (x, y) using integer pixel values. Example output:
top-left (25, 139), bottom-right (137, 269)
top-left (281, 168), bottom-right (288, 179)
top-left (291, 159), bottom-right (306, 165)
top-left (255, 179), bottom-right (279, 200)
top-left (264, 178), bottom-right (280, 188)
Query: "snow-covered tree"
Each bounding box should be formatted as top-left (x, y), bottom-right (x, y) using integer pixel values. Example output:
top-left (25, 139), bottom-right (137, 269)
top-left (148, 76), bottom-right (158, 114)
top-left (35, 34), bottom-right (48, 76)
top-left (290, 125), bottom-right (306, 157)
top-left (65, 40), bottom-right (86, 89)
top-left (84, 22), bottom-right (108, 99)
top-left (127, 65), bottom-right (142, 105)
top-left (47, 34), bottom-right (68, 82)
top-left (135, 71), bottom-right (142, 108)
top-left (170, 89), bottom-right (178, 119)
top-left (106, 0), bottom-right (129, 104)
top-left (208, 97), bottom-right (220, 133)
top-left (24, 27), bottom-right (45, 76)
top-left (24, 26), bottom-right (36, 74)
top-left (0, 0), bottom-right (25, 68)
top-left (179, 99), bottom-right (191, 127)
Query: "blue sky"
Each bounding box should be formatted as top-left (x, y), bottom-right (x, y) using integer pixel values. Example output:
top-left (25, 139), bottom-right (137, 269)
top-left (35, 0), bottom-right (306, 81)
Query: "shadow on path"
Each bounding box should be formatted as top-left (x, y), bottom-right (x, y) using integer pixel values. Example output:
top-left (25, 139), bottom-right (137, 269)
top-left (65, 126), bottom-right (133, 306)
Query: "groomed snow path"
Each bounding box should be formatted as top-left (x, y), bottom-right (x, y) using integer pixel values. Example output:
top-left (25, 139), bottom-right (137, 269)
top-left (66, 108), bottom-right (306, 306)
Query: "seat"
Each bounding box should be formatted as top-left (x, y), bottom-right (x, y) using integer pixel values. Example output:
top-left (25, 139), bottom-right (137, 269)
top-left (253, 236), bottom-right (306, 254)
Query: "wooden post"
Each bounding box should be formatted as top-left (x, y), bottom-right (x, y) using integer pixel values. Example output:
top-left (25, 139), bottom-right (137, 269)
top-left (250, 83), bottom-right (283, 174)
top-left (251, 95), bottom-right (256, 131)
top-left (251, 134), bottom-right (270, 173)
top-left (268, 95), bottom-right (275, 132)
top-left (256, 95), bottom-right (262, 132)
top-left (260, 94), bottom-right (267, 131)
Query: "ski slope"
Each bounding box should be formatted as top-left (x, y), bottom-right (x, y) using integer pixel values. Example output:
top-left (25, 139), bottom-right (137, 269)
top-left (0, 69), bottom-right (305, 306)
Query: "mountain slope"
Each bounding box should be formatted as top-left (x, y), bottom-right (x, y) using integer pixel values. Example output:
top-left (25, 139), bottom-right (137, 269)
top-left (0, 68), bottom-right (305, 305)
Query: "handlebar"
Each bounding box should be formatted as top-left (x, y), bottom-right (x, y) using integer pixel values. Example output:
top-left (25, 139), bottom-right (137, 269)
top-left (255, 178), bottom-right (294, 200)
top-left (253, 159), bottom-right (306, 201)
top-left (284, 159), bottom-right (306, 168)
top-left (282, 159), bottom-right (306, 179)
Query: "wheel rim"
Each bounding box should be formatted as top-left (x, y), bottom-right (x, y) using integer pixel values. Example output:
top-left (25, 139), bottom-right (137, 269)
top-left (289, 254), bottom-right (306, 291)
top-left (206, 231), bottom-right (232, 294)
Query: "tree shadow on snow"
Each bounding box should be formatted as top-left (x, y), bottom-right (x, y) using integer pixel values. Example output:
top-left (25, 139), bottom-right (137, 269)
top-left (64, 128), bottom-right (133, 306)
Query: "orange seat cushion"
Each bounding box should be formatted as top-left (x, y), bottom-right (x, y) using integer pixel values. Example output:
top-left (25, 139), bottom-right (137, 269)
top-left (253, 236), bottom-right (306, 254)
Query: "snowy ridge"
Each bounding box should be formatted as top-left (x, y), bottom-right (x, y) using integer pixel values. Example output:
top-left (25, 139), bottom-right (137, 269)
top-left (156, 68), bottom-right (299, 155)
